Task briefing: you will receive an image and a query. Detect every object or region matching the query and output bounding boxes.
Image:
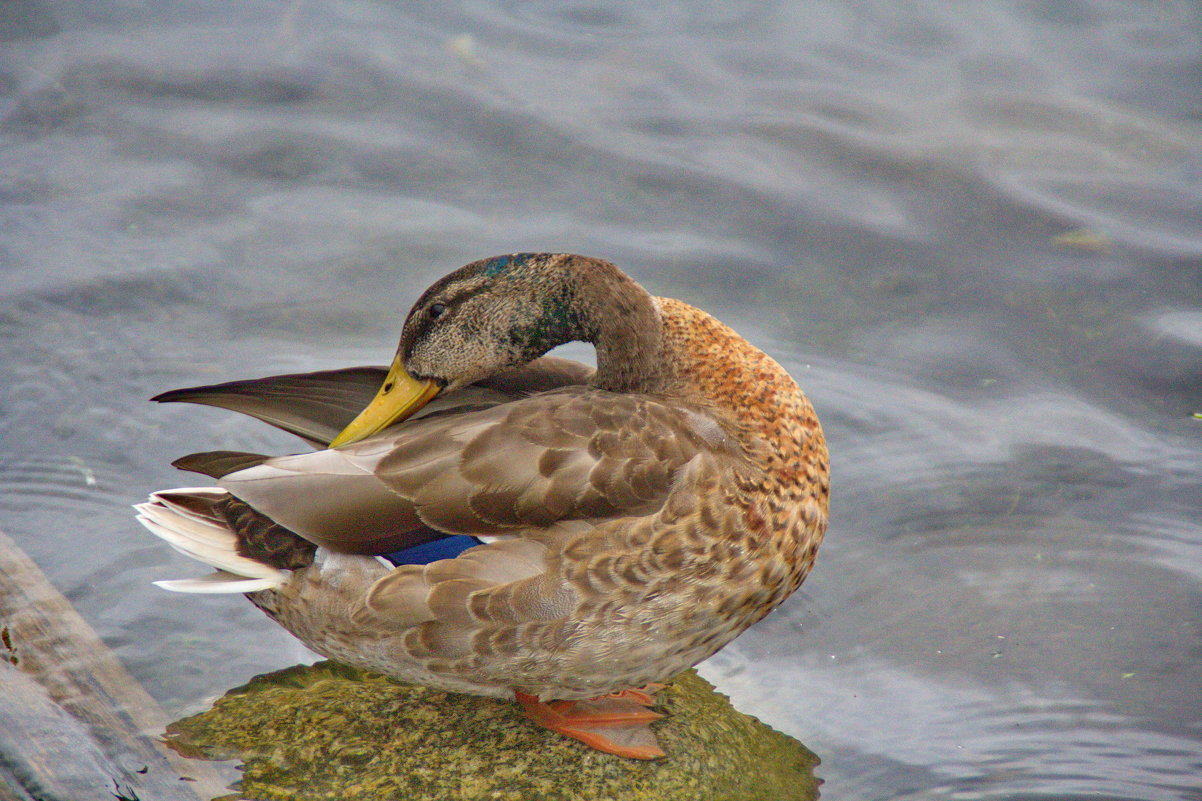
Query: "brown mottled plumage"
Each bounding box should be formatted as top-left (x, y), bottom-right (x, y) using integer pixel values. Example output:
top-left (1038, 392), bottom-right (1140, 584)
top-left (136, 253), bottom-right (828, 759)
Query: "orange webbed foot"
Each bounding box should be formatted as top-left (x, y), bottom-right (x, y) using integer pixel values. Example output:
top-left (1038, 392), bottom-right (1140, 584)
top-left (515, 689), bottom-right (667, 759)
top-left (602, 682), bottom-right (666, 706)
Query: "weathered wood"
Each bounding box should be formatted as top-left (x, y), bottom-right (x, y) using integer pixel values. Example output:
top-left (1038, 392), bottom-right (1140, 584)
top-left (0, 661), bottom-right (136, 801)
top-left (0, 528), bottom-right (229, 801)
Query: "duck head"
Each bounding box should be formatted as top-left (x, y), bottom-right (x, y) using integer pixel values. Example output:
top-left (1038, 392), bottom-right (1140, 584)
top-left (401, 252), bottom-right (587, 392)
top-left (329, 253), bottom-right (664, 447)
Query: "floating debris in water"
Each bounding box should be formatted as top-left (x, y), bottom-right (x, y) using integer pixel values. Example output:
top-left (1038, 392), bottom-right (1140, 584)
top-left (1051, 228), bottom-right (1112, 252)
top-left (68, 455), bottom-right (97, 487)
top-left (447, 34), bottom-right (485, 67)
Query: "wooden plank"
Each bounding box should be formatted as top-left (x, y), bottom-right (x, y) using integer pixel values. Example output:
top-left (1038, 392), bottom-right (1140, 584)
top-left (0, 661), bottom-right (136, 801)
top-left (0, 528), bottom-right (230, 801)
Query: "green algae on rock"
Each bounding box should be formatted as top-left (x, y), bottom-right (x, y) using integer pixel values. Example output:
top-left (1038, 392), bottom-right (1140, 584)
top-left (165, 661), bottom-right (819, 801)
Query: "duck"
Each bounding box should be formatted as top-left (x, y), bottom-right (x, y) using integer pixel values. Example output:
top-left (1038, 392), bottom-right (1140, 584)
top-left (136, 252), bottom-right (829, 759)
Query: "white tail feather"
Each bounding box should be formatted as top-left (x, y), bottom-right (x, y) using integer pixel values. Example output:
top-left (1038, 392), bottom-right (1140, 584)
top-left (154, 572), bottom-right (282, 594)
top-left (137, 488), bottom-right (288, 593)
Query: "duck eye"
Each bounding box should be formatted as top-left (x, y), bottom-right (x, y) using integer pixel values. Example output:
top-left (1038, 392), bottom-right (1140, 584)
top-left (429, 303), bottom-right (447, 320)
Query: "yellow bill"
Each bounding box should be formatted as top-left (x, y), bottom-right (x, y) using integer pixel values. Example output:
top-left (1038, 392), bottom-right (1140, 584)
top-left (328, 354), bottom-right (440, 448)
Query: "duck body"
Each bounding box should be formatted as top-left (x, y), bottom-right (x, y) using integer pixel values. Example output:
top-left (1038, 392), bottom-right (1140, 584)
top-left (138, 253), bottom-right (828, 757)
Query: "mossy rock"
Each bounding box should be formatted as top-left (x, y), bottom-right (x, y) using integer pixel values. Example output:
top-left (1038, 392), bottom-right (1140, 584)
top-left (166, 661), bottom-right (819, 801)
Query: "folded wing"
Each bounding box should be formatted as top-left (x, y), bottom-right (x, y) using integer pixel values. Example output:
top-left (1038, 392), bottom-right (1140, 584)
top-left (158, 357), bottom-right (730, 555)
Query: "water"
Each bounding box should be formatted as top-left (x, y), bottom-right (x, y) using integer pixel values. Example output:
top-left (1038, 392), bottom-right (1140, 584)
top-left (2, 1), bottom-right (1200, 798)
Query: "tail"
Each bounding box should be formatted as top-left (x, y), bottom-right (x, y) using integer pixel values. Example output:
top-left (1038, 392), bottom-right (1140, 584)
top-left (135, 487), bottom-right (288, 593)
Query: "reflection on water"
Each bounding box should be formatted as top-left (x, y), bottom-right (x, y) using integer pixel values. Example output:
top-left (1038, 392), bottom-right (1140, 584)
top-left (2, 1), bottom-right (1200, 799)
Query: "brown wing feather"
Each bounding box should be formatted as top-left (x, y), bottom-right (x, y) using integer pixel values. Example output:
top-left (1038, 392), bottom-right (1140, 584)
top-left (474, 356), bottom-right (594, 395)
top-left (171, 450), bottom-right (270, 479)
top-left (375, 387), bottom-right (730, 536)
top-left (216, 383), bottom-right (725, 564)
top-left (166, 358), bottom-right (594, 553)
top-left (153, 356), bottom-right (593, 448)
top-left (153, 366), bottom-right (390, 447)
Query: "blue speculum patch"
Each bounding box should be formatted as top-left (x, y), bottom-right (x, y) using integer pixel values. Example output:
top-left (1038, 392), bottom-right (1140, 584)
top-left (382, 535), bottom-right (482, 566)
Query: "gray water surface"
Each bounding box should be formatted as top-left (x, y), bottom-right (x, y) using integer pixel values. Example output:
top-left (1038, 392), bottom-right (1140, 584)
top-left (2, 2), bottom-right (1201, 799)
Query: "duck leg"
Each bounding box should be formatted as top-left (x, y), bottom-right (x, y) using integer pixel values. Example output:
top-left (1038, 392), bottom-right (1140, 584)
top-left (514, 688), bottom-right (666, 759)
top-left (602, 682), bottom-right (665, 706)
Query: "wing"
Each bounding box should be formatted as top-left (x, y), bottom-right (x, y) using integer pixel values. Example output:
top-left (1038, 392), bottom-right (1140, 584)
top-left (153, 365), bottom-right (390, 448)
top-left (217, 387), bottom-right (734, 552)
top-left (157, 356), bottom-right (596, 553)
top-left (374, 388), bottom-right (732, 535)
top-left (154, 356), bottom-right (595, 448)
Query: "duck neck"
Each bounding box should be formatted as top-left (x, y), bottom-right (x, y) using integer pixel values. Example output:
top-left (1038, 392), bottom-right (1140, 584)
top-left (566, 258), bottom-right (672, 394)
